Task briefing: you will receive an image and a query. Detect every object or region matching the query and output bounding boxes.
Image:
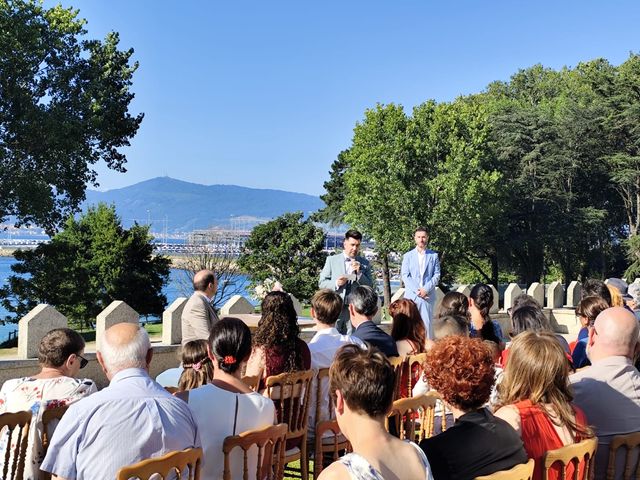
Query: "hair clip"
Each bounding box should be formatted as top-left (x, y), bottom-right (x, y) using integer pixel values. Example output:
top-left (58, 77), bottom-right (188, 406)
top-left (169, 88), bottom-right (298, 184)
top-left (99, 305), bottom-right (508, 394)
top-left (223, 355), bottom-right (236, 364)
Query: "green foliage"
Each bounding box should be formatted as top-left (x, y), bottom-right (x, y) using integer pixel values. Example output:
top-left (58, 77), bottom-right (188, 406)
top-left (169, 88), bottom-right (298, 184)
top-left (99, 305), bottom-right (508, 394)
top-left (0, 204), bottom-right (170, 327)
top-left (624, 234), bottom-right (640, 281)
top-left (0, 0), bottom-right (143, 234)
top-left (237, 212), bottom-right (326, 301)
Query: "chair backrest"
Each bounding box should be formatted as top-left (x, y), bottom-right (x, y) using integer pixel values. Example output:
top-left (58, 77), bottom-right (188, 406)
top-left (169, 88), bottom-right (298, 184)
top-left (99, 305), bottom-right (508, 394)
top-left (475, 458), bottom-right (535, 480)
top-left (542, 436), bottom-right (598, 480)
top-left (265, 370), bottom-right (314, 442)
top-left (115, 447), bottom-right (203, 480)
top-left (314, 419), bottom-right (352, 477)
top-left (388, 355), bottom-right (407, 401)
top-left (40, 405), bottom-right (69, 479)
top-left (607, 431), bottom-right (640, 480)
top-left (314, 367), bottom-right (333, 425)
top-left (241, 374), bottom-right (261, 392)
top-left (385, 392), bottom-right (438, 443)
top-left (222, 423), bottom-right (288, 480)
top-left (406, 353), bottom-right (427, 395)
top-left (0, 410), bottom-right (31, 480)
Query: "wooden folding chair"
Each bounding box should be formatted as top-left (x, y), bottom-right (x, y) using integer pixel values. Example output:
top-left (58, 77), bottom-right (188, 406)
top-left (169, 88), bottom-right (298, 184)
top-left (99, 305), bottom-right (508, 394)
top-left (475, 458), bottom-right (535, 480)
top-left (406, 353), bottom-right (428, 395)
top-left (0, 410), bottom-right (31, 480)
top-left (223, 423), bottom-right (288, 480)
top-left (241, 374), bottom-right (261, 392)
top-left (40, 405), bottom-right (69, 480)
top-left (115, 447), bottom-right (202, 480)
top-left (385, 392), bottom-right (438, 443)
top-left (309, 368), bottom-right (351, 478)
top-left (542, 436), bottom-right (597, 480)
top-left (265, 369), bottom-right (314, 480)
top-left (607, 431), bottom-right (640, 480)
top-left (427, 391), bottom-right (454, 436)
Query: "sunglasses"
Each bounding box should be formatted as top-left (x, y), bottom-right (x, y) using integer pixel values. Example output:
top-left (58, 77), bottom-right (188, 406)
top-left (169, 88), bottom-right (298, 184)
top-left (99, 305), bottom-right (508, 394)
top-left (77, 354), bottom-right (89, 369)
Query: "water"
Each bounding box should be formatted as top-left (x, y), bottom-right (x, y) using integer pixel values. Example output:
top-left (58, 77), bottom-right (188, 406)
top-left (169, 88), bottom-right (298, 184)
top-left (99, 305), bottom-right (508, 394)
top-left (0, 256), bottom-right (253, 341)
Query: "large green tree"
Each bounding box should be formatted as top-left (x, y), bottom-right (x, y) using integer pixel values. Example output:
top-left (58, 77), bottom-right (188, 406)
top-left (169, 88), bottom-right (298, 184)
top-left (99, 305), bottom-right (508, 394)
top-left (0, 204), bottom-right (170, 326)
top-left (0, 0), bottom-right (143, 234)
top-left (238, 212), bottom-right (326, 301)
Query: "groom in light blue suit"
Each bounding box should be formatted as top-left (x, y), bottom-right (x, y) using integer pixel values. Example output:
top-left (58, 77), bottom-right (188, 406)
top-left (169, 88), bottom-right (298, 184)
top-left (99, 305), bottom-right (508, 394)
top-left (401, 227), bottom-right (441, 339)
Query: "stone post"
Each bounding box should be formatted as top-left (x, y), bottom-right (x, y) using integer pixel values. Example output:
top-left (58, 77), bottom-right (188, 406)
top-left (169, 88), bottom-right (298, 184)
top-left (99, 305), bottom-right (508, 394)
top-left (96, 301), bottom-right (139, 351)
top-left (372, 296), bottom-right (383, 324)
top-left (390, 288), bottom-right (405, 304)
top-left (489, 285), bottom-right (499, 314)
top-left (527, 282), bottom-right (545, 307)
top-left (434, 287), bottom-right (445, 316)
top-left (456, 284), bottom-right (471, 297)
top-left (546, 281), bottom-right (564, 309)
top-left (503, 283), bottom-right (523, 311)
top-left (566, 281), bottom-right (582, 307)
top-left (162, 297), bottom-right (187, 346)
top-left (18, 304), bottom-right (67, 359)
top-left (220, 295), bottom-right (255, 316)
top-left (289, 294), bottom-right (303, 316)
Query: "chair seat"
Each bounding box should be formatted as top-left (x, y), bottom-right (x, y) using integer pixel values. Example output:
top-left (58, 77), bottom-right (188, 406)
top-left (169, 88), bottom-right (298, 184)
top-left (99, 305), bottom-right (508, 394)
top-left (285, 446), bottom-right (301, 458)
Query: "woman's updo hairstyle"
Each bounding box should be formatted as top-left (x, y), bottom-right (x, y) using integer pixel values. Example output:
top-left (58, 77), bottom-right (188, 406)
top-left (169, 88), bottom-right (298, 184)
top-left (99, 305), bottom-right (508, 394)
top-left (208, 317), bottom-right (252, 374)
top-left (470, 283), bottom-right (493, 319)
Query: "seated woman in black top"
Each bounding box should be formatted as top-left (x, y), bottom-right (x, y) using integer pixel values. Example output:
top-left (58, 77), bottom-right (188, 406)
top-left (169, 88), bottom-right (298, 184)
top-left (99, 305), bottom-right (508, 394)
top-left (419, 336), bottom-right (528, 480)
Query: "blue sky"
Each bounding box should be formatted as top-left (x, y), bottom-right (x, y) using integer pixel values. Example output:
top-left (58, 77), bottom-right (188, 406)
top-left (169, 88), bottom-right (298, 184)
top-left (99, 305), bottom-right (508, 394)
top-left (57, 1), bottom-right (640, 196)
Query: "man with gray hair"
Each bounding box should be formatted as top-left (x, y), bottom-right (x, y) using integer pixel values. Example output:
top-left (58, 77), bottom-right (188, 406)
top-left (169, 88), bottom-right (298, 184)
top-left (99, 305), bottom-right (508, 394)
top-left (570, 307), bottom-right (640, 479)
top-left (41, 323), bottom-right (200, 480)
top-left (350, 285), bottom-right (398, 357)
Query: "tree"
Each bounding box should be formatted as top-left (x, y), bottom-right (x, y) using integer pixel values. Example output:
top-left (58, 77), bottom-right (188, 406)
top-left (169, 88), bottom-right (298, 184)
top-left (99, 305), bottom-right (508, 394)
top-left (0, 0), bottom-right (143, 234)
top-left (237, 212), bottom-right (326, 301)
top-left (0, 203), bottom-right (170, 327)
top-left (312, 149), bottom-right (350, 226)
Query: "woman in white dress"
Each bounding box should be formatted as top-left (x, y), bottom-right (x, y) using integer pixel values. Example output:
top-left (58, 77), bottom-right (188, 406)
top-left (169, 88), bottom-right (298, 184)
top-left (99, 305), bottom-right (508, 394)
top-left (318, 344), bottom-right (433, 480)
top-left (0, 328), bottom-right (97, 480)
top-left (176, 317), bottom-right (275, 479)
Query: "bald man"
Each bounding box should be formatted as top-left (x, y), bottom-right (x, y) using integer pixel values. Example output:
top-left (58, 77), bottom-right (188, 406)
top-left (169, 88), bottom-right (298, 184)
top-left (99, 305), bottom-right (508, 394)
top-left (42, 323), bottom-right (200, 480)
top-left (570, 307), bottom-right (640, 479)
top-left (181, 269), bottom-right (220, 345)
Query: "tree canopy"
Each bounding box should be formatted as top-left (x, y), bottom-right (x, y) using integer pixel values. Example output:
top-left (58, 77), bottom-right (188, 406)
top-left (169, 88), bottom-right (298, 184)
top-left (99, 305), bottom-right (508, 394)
top-left (238, 212), bottom-right (326, 301)
top-left (0, 0), bottom-right (143, 234)
top-left (0, 203), bottom-right (170, 326)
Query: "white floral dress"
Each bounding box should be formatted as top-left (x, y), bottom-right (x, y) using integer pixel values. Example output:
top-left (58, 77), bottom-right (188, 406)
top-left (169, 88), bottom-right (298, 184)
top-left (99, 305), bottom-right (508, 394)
top-left (338, 441), bottom-right (433, 480)
top-left (0, 376), bottom-right (97, 480)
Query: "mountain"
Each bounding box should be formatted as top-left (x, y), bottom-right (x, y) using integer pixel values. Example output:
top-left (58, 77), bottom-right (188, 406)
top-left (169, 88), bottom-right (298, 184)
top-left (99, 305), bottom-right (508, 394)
top-left (83, 177), bottom-right (324, 232)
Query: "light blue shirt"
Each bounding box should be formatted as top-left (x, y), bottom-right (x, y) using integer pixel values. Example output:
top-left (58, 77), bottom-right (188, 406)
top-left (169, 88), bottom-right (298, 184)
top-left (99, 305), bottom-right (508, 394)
top-left (41, 368), bottom-right (200, 480)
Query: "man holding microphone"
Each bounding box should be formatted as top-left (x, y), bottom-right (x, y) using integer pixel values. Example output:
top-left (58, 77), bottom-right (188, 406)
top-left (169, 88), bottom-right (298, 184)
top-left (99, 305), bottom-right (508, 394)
top-left (319, 229), bottom-right (374, 334)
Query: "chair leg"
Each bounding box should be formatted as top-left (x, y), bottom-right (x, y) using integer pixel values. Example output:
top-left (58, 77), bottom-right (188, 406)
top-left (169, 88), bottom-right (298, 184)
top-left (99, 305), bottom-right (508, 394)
top-left (301, 440), bottom-right (309, 480)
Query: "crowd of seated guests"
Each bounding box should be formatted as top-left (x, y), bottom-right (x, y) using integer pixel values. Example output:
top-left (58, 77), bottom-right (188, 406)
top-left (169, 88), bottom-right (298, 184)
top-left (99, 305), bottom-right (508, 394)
top-left (5, 275), bottom-right (640, 480)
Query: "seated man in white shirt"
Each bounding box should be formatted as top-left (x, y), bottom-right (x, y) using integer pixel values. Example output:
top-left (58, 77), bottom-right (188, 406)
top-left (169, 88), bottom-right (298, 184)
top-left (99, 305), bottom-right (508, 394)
top-left (308, 289), bottom-right (366, 438)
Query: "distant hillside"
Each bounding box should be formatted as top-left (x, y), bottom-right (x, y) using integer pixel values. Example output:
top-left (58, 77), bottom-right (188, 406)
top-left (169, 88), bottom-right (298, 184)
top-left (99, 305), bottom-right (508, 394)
top-left (83, 177), bottom-right (324, 232)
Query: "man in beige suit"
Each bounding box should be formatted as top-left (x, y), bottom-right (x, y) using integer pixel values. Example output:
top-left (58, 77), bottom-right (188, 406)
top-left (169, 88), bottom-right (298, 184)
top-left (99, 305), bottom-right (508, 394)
top-left (181, 270), bottom-right (220, 345)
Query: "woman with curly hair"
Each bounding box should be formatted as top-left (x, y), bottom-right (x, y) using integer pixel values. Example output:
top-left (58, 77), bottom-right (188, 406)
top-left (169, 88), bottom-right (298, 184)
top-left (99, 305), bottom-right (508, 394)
top-left (436, 291), bottom-right (470, 321)
top-left (419, 336), bottom-right (527, 479)
top-left (494, 331), bottom-right (594, 480)
top-left (389, 298), bottom-right (427, 356)
top-left (245, 291), bottom-right (311, 392)
top-left (177, 340), bottom-right (214, 391)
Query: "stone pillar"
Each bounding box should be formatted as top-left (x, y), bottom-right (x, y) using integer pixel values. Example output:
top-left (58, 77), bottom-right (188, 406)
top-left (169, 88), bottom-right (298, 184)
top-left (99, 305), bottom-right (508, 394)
top-left (372, 296), bottom-right (384, 324)
top-left (289, 294), bottom-right (303, 316)
top-left (546, 281), bottom-right (564, 309)
top-left (456, 284), bottom-right (471, 297)
top-left (96, 301), bottom-right (139, 351)
top-left (566, 281), bottom-right (582, 307)
top-left (434, 287), bottom-right (445, 316)
top-left (220, 295), bottom-right (254, 316)
top-left (489, 285), bottom-right (499, 314)
top-left (390, 288), bottom-right (405, 304)
top-left (18, 305), bottom-right (67, 359)
top-left (503, 283), bottom-right (523, 311)
top-left (162, 297), bottom-right (187, 346)
top-left (527, 282), bottom-right (545, 306)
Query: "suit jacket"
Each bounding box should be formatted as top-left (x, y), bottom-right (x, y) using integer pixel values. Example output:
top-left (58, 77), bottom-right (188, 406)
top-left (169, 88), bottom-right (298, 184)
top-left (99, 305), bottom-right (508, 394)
top-left (353, 320), bottom-right (398, 357)
top-left (181, 292), bottom-right (220, 345)
top-left (318, 253), bottom-right (373, 303)
top-left (401, 248), bottom-right (440, 304)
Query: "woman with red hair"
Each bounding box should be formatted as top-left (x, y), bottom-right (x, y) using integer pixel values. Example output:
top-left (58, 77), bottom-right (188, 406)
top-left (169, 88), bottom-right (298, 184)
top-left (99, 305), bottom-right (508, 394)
top-left (389, 298), bottom-right (427, 356)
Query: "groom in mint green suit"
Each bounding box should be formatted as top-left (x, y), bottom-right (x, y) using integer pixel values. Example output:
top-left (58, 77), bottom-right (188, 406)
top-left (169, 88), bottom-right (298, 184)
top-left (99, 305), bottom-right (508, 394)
top-left (319, 229), bottom-right (373, 334)
top-left (401, 227), bottom-right (441, 339)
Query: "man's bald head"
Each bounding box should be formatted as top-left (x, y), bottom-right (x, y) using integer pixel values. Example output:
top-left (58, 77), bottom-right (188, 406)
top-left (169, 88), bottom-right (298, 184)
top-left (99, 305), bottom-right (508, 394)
top-left (98, 323), bottom-right (151, 378)
top-left (590, 307), bottom-right (639, 360)
top-left (193, 270), bottom-right (216, 297)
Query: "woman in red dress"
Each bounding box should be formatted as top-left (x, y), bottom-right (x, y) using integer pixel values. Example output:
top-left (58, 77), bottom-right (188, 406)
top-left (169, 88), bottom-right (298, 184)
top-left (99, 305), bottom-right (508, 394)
top-left (494, 331), bottom-right (594, 480)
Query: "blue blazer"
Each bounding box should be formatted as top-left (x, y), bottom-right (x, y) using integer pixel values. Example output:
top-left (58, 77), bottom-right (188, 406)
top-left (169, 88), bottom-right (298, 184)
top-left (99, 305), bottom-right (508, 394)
top-left (401, 248), bottom-right (441, 304)
top-left (353, 321), bottom-right (399, 357)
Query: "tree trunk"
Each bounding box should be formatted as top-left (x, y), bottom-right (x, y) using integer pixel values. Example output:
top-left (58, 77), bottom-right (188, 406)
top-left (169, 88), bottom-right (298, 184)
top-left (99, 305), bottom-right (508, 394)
top-left (490, 249), bottom-right (499, 288)
top-left (380, 252), bottom-right (391, 309)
